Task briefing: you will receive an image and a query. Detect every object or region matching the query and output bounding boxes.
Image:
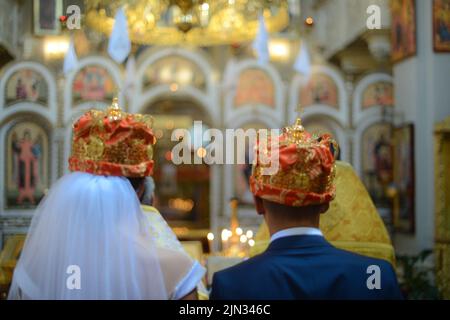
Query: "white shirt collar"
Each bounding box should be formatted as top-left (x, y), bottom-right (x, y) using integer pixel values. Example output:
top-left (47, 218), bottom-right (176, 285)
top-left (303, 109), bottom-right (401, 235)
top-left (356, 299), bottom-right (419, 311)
top-left (270, 227), bottom-right (323, 243)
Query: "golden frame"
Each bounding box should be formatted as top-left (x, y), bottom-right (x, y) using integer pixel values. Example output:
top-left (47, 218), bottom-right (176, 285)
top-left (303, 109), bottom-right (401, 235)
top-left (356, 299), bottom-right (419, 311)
top-left (433, 0), bottom-right (450, 52)
top-left (434, 116), bottom-right (450, 299)
top-left (391, 0), bottom-right (417, 63)
top-left (392, 124), bottom-right (415, 234)
top-left (33, 0), bottom-right (63, 36)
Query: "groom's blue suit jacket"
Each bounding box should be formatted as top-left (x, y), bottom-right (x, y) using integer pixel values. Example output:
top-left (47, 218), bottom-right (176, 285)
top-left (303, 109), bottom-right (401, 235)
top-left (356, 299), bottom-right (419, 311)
top-left (210, 235), bottom-right (403, 300)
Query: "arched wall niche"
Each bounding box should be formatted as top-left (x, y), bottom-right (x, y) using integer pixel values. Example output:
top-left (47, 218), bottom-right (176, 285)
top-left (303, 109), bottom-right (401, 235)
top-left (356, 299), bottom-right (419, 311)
top-left (288, 64), bottom-right (349, 128)
top-left (352, 73), bottom-right (394, 126)
top-left (223, 59), bottom-right (284, 128)
top-left (63, 55), bottom-right (124, 125)
top-left (132, 47), bottom-right (218, 126)
top-left (0, 61), bottom-right (57, 125)
top-left (0, 112), bottom-right (57, 217)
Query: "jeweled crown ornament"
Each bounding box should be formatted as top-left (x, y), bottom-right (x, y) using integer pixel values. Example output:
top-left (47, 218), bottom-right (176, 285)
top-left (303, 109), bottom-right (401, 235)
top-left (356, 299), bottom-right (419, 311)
top-left (250, 118), bottom-right (339, 207)
top-left (69, 98), bottom-right (156, 177)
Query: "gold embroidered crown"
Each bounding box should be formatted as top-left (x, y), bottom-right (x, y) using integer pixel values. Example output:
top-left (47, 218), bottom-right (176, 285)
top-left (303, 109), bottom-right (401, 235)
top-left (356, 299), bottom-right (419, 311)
top-left (69, 98), bottom-right (156, 177)
top-left (250, 118), bottom-right (339, 207)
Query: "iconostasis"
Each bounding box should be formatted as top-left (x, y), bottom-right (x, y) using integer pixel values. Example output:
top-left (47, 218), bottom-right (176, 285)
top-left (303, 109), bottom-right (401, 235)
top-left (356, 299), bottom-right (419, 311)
top-left (0, 47), bottom-right (411, 252)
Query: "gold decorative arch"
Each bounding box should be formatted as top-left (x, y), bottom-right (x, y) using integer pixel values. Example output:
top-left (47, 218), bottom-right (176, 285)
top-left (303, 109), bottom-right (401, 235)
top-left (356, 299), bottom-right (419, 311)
top-left (434, 116), bottom-right (450, 299)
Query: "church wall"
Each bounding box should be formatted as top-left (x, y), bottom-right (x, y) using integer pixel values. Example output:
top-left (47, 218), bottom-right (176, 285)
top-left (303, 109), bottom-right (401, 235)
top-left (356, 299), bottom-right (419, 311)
top-left (432, 54), bottom-right (450, 123)
top-left (305, 0), bottom-right (391, 59)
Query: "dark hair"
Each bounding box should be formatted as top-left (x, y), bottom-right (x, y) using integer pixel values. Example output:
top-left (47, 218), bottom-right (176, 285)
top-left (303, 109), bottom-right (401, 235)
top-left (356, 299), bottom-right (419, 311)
top-left (127, 177), bottom-right (145, 192)
top-left (262, 198), bottom-right (327, 219)
top-left (127, 177), bottom-right (146, 202)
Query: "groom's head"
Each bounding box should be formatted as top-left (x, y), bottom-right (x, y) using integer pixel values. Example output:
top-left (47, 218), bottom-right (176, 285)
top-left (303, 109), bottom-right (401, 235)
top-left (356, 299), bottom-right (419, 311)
top-left (249, 118), bottom-right (338, 235)
top-left (254, 196), bottom-right (329, 234)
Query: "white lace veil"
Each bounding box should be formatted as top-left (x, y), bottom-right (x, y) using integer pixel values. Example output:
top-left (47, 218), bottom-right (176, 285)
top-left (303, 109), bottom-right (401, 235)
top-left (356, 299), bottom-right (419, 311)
top-left (8, 172), bottom-right (168, 299)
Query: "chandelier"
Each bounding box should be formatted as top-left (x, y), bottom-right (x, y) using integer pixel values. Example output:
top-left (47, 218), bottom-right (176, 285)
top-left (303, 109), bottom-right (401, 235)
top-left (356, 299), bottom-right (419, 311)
top-left (85, 0), bottom-right (289, 46)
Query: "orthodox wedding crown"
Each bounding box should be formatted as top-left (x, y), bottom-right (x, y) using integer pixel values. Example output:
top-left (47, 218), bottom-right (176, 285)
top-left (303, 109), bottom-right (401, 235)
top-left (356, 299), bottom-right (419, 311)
top-left (250, 118), bottom-right (339, 207)
top-left (69, 98), bottom-right (156, 177)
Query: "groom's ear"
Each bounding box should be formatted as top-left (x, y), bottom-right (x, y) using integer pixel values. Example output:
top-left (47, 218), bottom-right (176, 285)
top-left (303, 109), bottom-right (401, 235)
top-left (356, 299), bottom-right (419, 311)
top-left (254, 196), bottom-right (266, 215)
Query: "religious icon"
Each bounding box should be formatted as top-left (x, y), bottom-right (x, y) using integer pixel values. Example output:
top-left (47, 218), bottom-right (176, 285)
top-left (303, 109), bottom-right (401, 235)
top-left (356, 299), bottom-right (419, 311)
top-left (391, 0), bottom-right (417, 63)
top-left (234, 69), bottom-right (275, 108)
top-left (362, 82), bottom-right (394, 109)
top-left (72, 66), bottom-right (116, 104)
top-left (5, 69), bottom-right (48, 106)
top-left (433, 0), bottom-right (450, 52)
top-left (361, 123), bottom-right (393, 208)
top-left (300, 73), bottom-right (338, 109)
top-left (5, 122), bottom-right (49, 209)
top-left (33, 0), bottom-right (62, 36)
top-left (393, 124), bottom-right (415, 233)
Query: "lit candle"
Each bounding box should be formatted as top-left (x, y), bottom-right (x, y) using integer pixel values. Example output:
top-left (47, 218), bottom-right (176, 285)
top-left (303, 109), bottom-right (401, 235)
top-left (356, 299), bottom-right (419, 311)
top-left (239, 235), bottom-right (248, 256)
top-left (221, 229), bottom-right (229, 252)
top-left (207, 232), bottom-right (214, 253)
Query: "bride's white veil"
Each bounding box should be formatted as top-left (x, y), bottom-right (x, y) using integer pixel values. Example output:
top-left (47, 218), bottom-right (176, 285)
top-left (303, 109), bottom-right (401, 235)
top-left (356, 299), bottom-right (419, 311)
top-left (8, 172), bottom-right (168, 299)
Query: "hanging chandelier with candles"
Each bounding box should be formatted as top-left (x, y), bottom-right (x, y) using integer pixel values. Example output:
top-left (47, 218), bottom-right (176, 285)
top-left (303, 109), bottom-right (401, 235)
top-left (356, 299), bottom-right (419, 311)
top-left (85, 0), bottom-right (289, 46)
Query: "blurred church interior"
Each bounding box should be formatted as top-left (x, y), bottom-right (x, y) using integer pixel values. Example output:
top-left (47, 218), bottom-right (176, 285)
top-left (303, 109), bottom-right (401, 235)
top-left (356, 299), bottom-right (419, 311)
top-left (0, 0), bottom-right (449, 299)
